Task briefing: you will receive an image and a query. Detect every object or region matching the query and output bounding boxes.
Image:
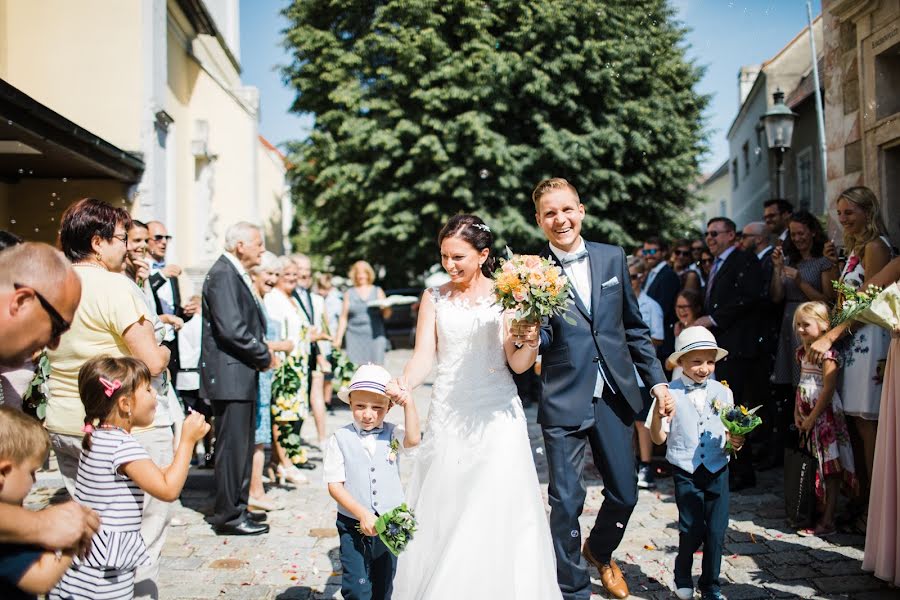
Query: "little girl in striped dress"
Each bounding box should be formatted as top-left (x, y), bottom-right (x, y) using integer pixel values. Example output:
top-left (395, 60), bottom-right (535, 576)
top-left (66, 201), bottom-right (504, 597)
top-left (52, 356), bottom-right (209, 600)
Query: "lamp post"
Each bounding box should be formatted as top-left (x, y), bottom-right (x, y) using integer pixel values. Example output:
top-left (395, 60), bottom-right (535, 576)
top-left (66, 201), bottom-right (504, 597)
top-left (760, 88), bottom-right (798, 200)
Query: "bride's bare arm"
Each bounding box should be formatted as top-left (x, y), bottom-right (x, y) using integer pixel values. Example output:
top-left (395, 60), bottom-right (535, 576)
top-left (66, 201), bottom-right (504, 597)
top-left (504, 316), bottom-right (539, 374)
top-left (398, 290), bottom-right (437, 391)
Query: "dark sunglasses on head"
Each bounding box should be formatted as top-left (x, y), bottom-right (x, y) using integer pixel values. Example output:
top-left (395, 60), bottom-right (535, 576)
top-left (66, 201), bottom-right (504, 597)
top-left (152, 235), bottom-right (173, 242)
top-left (14, 283), bottom-right (71, 339)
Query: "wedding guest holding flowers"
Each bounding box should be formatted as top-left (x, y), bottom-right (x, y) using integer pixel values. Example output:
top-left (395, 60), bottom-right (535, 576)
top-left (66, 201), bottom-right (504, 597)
top-left (325, 364), bottom-right (420, 600)
top-left (263, 257), bottom-right (311, 483)
top-left (249, 253), bottom-right (295, 511)
top-left (47, 198), bottom-right (172, 599)
top-left (335, 260), bottom-right (391, 366)
top-left (792, 302), bottom-right (857, 537)
top-left (808, 187), bottom-right (893, 507)
top-left (862, 256), bottom-right (900, 585)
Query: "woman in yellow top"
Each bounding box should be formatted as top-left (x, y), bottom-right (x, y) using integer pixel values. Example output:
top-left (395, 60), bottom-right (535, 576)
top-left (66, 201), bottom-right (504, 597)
top-left (46, 198), bottom-right (172, 599)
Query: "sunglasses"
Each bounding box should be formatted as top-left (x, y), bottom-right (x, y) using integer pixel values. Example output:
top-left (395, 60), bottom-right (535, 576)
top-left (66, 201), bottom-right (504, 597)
top-left (629, 273), bottom-right (641, 280)
top-left (152, 235), bottom-right (173, 242)
top-left (705, 230), bottom-right (727, 238)
top-left (14, 283), bottom-right (71, 339)
top-left (642, 248), bottom-right (659, 255)
top-left (674, 250), bottom-right (691, 257)
top-left (700, 258), bottom-right (714, 264)
top-left (675, 304), bottom-right (693, 310)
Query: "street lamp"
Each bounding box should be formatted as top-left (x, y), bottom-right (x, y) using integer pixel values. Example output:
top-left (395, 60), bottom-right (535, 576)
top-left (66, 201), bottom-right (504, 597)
top-left (760, 88), bottom-right (798, 200)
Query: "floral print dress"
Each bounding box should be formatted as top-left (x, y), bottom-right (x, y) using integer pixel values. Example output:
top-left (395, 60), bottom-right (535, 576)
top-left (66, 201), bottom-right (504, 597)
top-left (839, 240), bottom-right (893, 419)
top-left (796, 349), bottom-right (857, 501)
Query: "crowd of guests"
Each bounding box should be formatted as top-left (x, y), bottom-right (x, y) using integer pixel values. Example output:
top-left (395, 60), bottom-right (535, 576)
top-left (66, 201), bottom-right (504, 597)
top-left (625, 189), bottom-right (899, 587)
top-left (0, 185), bottom-right (899, 597)
top-left (0, 197), bottom-right (395, 599)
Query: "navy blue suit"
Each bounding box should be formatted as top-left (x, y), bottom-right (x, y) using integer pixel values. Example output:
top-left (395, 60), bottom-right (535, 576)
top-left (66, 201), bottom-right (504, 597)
top-left (539, 241), bottom-right (666, 600)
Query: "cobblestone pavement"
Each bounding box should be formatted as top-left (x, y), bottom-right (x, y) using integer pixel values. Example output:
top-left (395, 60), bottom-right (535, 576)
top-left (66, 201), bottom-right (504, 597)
top-left (29, 349), bottom-right (896, 599)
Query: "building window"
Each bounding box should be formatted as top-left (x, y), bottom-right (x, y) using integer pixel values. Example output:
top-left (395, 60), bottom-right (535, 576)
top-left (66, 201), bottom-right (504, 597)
top-left (731, 158), bottom-right (739, 189)
top-left (742, 141), bottom-right (750, 175)
top-left (719, 199), bottom-right (727, 217)
top-left (796, 147), bottom-right (813, 211)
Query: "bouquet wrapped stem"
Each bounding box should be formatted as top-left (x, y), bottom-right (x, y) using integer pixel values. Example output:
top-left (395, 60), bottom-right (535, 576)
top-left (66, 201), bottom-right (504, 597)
top-left (720, 405), bottom-right (762, 454)
top-left (831, 281), bottom-right (899, 331)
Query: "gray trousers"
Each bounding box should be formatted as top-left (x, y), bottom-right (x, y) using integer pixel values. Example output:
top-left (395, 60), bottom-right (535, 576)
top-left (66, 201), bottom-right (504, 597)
top-left (51, 426), bottom-right (174, 600)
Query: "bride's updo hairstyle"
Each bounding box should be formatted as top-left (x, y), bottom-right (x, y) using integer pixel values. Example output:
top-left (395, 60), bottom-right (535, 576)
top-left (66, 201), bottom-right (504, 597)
top-left (438, 214), bottom-right (496, 277)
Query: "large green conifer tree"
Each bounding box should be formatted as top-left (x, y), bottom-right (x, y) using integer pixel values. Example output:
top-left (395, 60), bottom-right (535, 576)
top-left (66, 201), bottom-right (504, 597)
top-left (282, 0), bottom-right (707, 283)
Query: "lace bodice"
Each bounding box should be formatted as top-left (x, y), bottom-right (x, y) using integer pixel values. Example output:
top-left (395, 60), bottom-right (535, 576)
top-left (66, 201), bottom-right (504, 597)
top-left (429, 288), bottom-right (518, 413)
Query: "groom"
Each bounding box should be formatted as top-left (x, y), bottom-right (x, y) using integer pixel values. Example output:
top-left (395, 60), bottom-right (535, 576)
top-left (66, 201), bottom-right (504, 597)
top-left (533, 178), bottom-right (672, 600)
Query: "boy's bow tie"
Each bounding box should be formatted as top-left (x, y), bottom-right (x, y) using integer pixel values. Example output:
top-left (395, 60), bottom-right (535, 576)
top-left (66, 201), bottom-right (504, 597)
top-left (560, 250), bottom-right (588, 266)
top-left (358, 426), bottom-right (384, 437)
top-left (684, 380), bottom-right (708, 392)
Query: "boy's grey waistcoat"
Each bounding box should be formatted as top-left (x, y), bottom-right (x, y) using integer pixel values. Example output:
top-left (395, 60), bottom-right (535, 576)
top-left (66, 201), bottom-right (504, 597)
top-left (666, 378), bottom-right (732, 474)
top-left (334, 423), bottom-right (404, 519)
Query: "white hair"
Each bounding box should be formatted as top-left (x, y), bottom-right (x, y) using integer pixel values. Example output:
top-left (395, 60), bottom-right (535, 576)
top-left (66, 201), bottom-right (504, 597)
top-left (250, 251), bottom-right (280, 274)
top-left (274, 255), bottom-right (296, 273)
top-left (223, 222), bottom-right (261, 252)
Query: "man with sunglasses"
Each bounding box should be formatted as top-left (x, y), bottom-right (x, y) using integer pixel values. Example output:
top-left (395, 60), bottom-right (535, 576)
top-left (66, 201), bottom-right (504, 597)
top-left (0, 242), bottom-right (81, 368)
top-left (692, 217), bottom-right (762, 491)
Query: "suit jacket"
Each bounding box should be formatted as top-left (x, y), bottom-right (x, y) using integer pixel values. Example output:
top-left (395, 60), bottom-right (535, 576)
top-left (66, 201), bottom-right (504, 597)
top-left (704, 248), bottom-right (762, 359)
top-left (538, 241), bottom-right (666, 426)
top-left (644, 263), bottom-right (680, 359)
top-left (200, 255), bottom-right (271, 401)
top-left (757, 247), bottom-right (782, 357)
top-left (149, 271), bottom-right (186, 373)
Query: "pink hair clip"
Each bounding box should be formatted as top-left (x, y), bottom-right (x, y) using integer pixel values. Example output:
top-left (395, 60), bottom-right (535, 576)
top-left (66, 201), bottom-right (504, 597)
top-left (82, 423), bottom-right (94, 433)
top-left (99, 377), bottom-right (122, 398)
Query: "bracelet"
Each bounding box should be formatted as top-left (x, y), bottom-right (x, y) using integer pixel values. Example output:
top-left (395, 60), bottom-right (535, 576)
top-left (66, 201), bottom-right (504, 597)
top-left (525, 341), bottom-right (539, 350)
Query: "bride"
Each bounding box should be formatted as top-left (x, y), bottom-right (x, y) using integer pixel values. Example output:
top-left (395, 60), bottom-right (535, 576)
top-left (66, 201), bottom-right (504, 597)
top-left (388, 214), bottom-right (562, 599)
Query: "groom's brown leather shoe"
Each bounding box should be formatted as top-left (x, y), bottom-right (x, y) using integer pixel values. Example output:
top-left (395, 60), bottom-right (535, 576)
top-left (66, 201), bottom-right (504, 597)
top-left (582, 542), bottom-right (629, 599)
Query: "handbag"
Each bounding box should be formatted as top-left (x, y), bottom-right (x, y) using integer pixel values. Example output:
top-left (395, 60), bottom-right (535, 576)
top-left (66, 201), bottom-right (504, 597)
top-left (783, 433), bottom-right (817, 528)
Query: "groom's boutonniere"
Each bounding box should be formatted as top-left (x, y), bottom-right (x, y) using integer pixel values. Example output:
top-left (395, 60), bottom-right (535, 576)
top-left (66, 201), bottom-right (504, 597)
top-left (388, 439), bottom-right (400, 463)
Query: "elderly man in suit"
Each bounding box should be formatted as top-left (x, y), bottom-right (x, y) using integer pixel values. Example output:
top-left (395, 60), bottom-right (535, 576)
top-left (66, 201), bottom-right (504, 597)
top-left (201, 222), bottom-right (274, 535)
top-left (693, 217), bottom-right (762, 491)
top-left (535, 178), bottom-right (671, 600)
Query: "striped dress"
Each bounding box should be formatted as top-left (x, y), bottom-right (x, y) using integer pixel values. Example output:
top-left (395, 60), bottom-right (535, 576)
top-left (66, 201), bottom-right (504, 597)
top-left (51, 429), bottom-right (151, 600)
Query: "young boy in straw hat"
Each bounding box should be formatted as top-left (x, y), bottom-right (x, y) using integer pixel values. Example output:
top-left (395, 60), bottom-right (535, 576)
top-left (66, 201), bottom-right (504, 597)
top-left (647, 327), bottom-right (745, 600)
top-left (324, 364), bottom-right (420, 600)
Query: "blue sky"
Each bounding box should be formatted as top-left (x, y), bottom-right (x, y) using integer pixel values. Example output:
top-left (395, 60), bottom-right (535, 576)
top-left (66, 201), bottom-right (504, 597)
top-left (240, 0), bottom-right (822, 174)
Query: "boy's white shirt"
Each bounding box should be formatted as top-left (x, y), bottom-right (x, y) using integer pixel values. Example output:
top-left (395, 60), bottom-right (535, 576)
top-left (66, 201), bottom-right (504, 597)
top-left (323, 422), bottom-right (406, 484)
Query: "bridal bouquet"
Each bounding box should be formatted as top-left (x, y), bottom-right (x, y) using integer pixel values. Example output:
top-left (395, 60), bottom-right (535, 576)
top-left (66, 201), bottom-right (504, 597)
top-left (831, 281), bottom-right (899, 331)
top-left (363, 503), bottom-right (417, 556)
top-left (720, 405), bottom-right (762, 454)
top-left (492, 253), bottom-right (575, 324)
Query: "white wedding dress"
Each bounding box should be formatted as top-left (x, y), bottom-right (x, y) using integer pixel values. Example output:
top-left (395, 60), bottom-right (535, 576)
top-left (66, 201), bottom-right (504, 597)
top-left (392, 290), bottom-right (562, 599)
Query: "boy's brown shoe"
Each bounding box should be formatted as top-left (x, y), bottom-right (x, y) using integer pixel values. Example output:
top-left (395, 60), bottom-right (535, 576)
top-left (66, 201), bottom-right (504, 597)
top-left (582, 542), bottom-right (629, 598)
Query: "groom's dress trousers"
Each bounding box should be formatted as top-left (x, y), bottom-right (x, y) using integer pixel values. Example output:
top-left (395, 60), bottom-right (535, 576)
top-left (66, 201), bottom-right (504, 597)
top-left (200, 253), bottom-right (272, 528)
top-left (539, 241), bottom-right (666, 600)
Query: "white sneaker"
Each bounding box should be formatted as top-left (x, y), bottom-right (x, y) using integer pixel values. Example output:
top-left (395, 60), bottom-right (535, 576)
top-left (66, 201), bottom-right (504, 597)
top-left (675, 587), bottom-right (694, 600)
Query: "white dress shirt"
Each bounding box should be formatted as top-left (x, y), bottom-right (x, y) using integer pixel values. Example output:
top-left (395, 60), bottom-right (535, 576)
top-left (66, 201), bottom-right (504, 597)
top-left (643, 260), bottom-right (666, 292)
top-left (549, 239), bottom-right (591, 309)
top-left (223, 251), bottom-right (255, 294)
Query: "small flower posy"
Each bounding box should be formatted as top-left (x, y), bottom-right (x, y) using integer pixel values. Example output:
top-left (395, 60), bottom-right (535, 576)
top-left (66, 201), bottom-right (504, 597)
top-left (387, 438), bottom-right (400, 463)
